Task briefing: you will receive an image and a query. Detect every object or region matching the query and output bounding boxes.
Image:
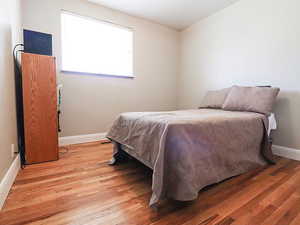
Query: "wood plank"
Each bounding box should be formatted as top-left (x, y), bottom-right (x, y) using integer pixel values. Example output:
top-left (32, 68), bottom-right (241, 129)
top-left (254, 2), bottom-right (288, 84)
top-left (1, 142), bottom-right (300, 225)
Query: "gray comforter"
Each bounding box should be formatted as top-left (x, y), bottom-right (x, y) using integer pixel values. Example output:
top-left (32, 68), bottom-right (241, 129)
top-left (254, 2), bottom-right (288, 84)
top-left (106, 109), bottom-right (274, 207)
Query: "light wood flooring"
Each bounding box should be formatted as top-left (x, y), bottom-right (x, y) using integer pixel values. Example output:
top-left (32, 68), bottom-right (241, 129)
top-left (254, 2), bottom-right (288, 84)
top-left (1, 142), bottom-right (300, 225)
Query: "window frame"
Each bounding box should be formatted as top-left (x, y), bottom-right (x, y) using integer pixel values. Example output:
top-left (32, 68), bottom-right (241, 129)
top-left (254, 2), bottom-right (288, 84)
top-left (60, 10), bottom-right (135, 78)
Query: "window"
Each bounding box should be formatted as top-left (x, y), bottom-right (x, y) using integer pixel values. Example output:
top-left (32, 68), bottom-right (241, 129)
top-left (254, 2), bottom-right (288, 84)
top-left (61, 11), bottom-right (133, 77)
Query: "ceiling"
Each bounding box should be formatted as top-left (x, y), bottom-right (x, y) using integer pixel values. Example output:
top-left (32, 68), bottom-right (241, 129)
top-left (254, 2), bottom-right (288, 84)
top-left (88, 0), bottom-right (240, 30)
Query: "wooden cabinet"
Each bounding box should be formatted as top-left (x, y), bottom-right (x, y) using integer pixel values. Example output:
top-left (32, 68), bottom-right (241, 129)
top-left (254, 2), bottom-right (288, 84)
top-left (21, 53), bottom-right (59, 164)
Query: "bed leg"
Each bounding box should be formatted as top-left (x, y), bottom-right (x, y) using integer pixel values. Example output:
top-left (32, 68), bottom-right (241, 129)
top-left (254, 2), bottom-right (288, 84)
top-left (150, 203), bottom-right (159, 212)
top-left (108, 157), bottom-right (117, 166)
top-left (108, 149), bottom-right (129, 166)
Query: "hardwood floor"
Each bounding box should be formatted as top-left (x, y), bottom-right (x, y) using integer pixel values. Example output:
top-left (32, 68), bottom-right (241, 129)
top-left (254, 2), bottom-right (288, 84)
top-left (1, 142), bottom-right (300, 225)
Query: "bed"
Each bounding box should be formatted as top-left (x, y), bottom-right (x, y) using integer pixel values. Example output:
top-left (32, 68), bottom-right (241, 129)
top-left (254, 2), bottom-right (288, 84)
top-left (106, 86), bottom-right (280, 207)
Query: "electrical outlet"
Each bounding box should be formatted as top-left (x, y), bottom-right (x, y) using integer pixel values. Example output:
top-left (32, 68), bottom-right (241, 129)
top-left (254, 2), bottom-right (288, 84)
top-left (11, 144), bottom-right (16, 158)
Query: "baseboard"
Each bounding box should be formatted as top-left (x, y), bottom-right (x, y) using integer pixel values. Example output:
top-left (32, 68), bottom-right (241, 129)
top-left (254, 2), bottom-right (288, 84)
top-left (0, 154), bottom-right (20, 210)
top-left (59, 132), bottom-right (107, 146)
top-left (272, 145), bottom-right (300, 161)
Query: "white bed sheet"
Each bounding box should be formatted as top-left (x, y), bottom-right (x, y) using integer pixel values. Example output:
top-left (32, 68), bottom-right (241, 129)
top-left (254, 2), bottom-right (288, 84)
top-left (268, 113), bottom-right (277, 136)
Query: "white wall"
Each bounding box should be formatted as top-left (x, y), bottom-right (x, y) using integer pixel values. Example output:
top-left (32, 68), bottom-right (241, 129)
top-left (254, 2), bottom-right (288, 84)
top-left (0, 0), bottom-right (21, 180)
top-left (179, 0), bottom-right (300, 149)
top-left (21, 0), bottom-right (180, 137)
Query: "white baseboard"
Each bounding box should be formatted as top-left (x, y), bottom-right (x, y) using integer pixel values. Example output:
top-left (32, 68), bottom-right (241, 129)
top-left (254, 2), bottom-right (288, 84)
top-left (272, 145), bottom-right (300, 161)
top-left (0, 154), bottom-right (20, 210)
top-left (59, 132), bottom-right (107, 146)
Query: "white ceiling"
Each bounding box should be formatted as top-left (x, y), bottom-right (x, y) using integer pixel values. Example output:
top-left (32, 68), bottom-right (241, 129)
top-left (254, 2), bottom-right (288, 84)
top-left (88, 0), bottom-right (240, 30)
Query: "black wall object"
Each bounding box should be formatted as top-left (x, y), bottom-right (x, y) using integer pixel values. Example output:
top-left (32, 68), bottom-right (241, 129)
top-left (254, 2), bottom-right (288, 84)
top-left (13, 44), bottom-right (26, 166)
top-left (23, 30), bottom-right (53, 56)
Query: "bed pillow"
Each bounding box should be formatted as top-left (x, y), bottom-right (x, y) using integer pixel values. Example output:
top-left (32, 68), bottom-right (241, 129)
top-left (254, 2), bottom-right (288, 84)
top-left (222, 86), bottom-right (280, 115)
top-left (199, 87), bottom-right (232, 109)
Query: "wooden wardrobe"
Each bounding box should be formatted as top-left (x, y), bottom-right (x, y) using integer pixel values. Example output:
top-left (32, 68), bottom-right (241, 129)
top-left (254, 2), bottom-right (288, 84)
top-left (22, 53), bottom-right (59, 164)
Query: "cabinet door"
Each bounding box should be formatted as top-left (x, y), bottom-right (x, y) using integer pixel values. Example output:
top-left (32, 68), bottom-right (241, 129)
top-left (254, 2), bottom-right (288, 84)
top-left (22, 53), bottom-right (58, 164)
